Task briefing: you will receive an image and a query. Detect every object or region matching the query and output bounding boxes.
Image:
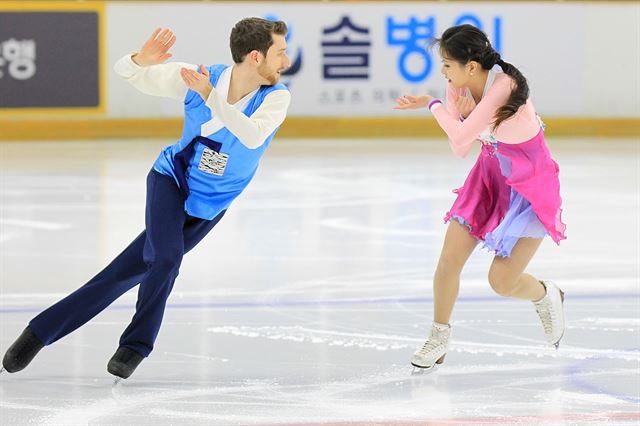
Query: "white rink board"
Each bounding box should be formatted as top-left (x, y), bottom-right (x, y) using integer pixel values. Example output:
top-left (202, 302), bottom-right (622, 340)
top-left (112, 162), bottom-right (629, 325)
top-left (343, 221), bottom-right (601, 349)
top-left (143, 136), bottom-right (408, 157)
top-left (106, 2), bottom-right (640, 118)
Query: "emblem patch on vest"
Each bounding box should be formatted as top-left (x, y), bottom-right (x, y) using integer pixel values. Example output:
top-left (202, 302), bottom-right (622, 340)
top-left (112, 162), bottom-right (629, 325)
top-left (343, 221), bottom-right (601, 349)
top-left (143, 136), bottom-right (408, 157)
top-left (198, 147), bottom-right (229, 176)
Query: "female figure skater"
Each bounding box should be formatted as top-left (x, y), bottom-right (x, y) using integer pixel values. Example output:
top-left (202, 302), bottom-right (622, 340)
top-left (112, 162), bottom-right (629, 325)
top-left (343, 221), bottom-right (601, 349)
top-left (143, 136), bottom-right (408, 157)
top-left (394, 24), bottom-right (567, 370)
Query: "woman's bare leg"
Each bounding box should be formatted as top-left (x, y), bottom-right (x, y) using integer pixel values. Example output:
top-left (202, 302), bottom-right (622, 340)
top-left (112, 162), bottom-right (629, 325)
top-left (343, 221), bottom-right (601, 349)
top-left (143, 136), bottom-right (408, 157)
top-left (487, 237), bottom-right (545, 300)
top-left (433, 220), bottom-right (478, 324)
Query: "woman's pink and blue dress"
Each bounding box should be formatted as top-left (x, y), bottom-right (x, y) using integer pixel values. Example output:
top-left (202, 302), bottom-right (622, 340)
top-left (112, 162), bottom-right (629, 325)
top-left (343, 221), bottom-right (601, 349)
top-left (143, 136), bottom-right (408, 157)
top-left (444, 128), bottom-right (566, 257)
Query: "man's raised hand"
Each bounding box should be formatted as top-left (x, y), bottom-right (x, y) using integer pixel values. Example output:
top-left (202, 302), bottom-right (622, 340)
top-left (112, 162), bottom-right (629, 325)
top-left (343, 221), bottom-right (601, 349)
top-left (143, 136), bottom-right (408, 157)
top-left (132, 28), bottom-right (176, 67)
top-left (180, 65), bottom-right (212, 100)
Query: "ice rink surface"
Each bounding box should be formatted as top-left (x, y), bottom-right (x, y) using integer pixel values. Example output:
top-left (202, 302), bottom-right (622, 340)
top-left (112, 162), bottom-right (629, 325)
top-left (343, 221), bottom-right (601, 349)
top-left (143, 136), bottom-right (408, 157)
top-left (1, 137), bottom-right (638, 425)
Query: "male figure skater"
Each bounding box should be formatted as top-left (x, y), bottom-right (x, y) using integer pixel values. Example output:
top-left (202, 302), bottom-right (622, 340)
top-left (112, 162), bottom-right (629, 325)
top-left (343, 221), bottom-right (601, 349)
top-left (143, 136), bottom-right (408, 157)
top-left (2, 17), bottom-right (291, 380)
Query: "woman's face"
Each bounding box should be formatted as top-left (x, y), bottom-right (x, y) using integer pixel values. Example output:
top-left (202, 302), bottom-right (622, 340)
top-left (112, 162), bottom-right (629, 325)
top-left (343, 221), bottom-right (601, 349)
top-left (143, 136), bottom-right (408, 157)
top-left (439, 51), bottom-right (470, 89)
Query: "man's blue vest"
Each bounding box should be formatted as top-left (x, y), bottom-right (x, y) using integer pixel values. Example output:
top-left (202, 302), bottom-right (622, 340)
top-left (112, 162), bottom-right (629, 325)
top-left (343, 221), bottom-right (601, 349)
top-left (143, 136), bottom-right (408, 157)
top-left (153, 64), bottom-right (288, 220)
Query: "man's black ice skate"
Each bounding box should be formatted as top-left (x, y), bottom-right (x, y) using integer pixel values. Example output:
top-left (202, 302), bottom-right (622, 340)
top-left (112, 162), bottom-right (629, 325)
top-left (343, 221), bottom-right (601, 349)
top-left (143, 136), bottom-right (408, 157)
top-left (107, 347), bottom-right (144, 379)
top-left (2, 326), bottom-right (44, 373)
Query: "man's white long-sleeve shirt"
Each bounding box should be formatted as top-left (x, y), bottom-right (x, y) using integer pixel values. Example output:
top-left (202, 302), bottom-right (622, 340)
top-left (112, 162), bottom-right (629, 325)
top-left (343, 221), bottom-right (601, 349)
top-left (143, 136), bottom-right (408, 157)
top-left (114, 54), bottom-right (291, 149)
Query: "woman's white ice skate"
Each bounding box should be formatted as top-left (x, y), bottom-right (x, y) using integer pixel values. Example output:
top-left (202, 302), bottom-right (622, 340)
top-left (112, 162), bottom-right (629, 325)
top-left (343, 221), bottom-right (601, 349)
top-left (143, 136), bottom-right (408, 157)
top-left (410, 322), bottom-right (451, 373)
top-left (533, 281), bottom-right (566, 349)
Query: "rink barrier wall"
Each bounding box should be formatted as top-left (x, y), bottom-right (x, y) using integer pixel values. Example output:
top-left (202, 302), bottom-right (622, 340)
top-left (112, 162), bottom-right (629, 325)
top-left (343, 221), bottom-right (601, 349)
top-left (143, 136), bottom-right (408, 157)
top-left (1, 1), bottom-right (638, 139)
top-left (0, 117), bottom-right (638, 140)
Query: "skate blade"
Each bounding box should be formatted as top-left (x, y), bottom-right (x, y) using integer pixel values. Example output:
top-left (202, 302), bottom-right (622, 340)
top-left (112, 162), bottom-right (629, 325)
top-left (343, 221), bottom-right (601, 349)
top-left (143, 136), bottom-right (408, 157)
top-left (410, 362), bottom-right (439, 376)
top-left (111, 377), bottom-right (126, 400)
top-left (410, 353), bottom-right (446, 375)
top-left (411, 355), bottom-right (444, 376)
top-left (553, 331), bottom-right (566, 350)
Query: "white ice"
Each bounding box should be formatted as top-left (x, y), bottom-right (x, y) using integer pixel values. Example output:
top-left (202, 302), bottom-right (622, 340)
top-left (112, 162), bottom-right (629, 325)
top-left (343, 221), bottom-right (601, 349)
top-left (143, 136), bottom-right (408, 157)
top-left (0, 138), bottom-right (638, 425)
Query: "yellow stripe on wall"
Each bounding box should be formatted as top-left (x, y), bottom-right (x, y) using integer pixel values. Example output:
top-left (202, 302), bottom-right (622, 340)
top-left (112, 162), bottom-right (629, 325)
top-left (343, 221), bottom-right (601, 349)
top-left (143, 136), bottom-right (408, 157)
top-left (0, 117), bottom-right (638, 141)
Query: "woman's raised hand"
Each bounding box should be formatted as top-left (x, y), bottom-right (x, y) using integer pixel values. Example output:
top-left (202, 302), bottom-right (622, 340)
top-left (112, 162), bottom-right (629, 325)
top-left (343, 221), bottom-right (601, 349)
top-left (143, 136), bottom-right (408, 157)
top-left (394, 94), bottom-right (433, 110)
top-left (455, 96), bottom-right (477, 119)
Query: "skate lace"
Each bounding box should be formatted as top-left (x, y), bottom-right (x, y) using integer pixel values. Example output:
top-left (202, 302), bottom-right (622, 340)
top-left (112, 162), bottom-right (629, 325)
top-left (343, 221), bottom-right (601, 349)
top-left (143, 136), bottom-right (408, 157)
top-left (416, 330), bottom-right (446, 357)
top-left (535, 299), bottom-right (556, 334)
